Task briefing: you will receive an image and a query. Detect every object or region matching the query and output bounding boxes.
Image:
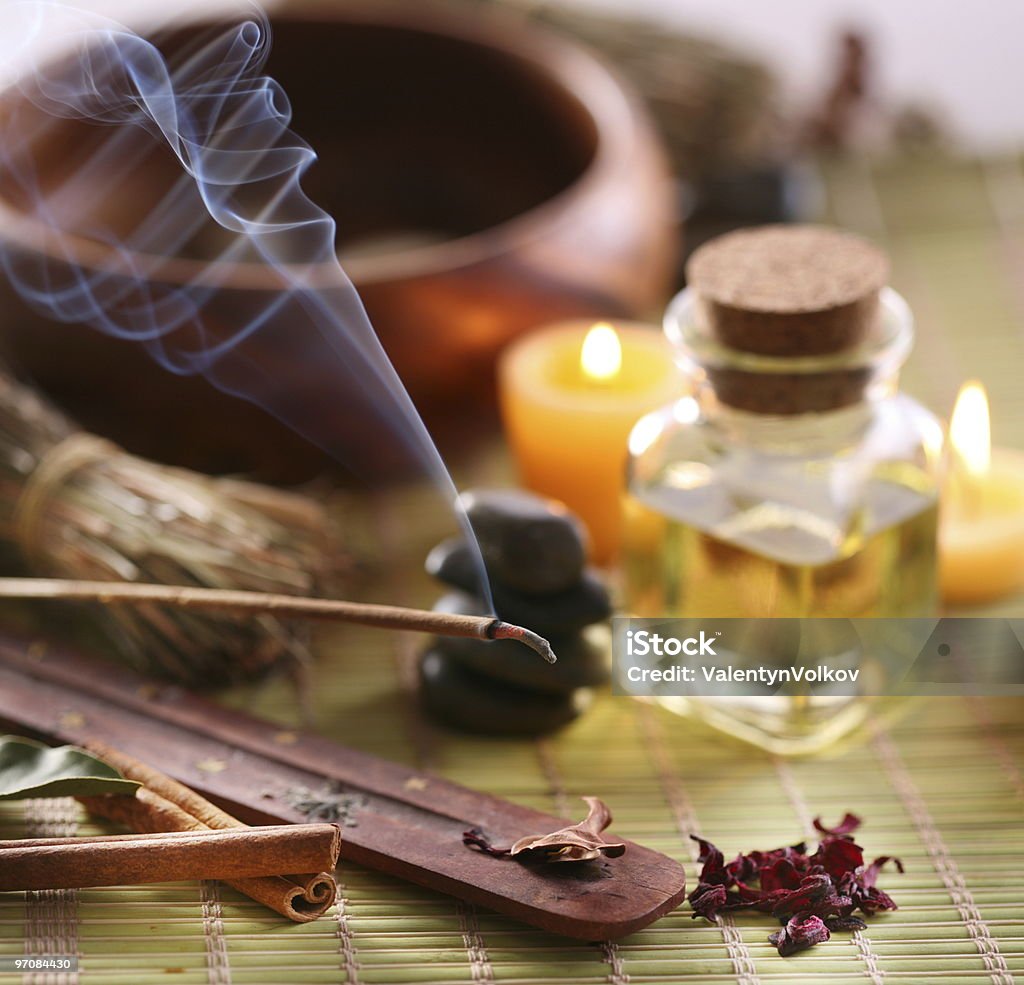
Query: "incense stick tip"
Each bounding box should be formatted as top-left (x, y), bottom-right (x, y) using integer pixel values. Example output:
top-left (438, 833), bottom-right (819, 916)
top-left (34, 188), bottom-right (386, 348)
top-left (490, 621), bottom-right (557, 663)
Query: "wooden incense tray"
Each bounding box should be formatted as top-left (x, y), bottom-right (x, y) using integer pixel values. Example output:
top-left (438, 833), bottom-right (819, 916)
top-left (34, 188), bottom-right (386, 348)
top-left (0, 635), bottom-right (687, 940)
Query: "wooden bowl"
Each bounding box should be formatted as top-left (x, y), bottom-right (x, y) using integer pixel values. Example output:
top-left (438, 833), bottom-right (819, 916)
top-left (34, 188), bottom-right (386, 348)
top-left (0, 1), bottom-right (677, 478)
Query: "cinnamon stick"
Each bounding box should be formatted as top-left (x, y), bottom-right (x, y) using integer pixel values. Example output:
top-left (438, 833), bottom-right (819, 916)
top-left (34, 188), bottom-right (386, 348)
top-left (78, 742), bottom-right (341, 922)
top-left (84, 741), bottom-right (242, 829)
top-left (0, 824), bottom-right (340, 892)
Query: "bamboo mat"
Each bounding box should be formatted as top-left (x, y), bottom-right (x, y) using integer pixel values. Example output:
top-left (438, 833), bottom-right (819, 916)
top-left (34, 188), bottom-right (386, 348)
top-left (2, 154), bottom-right (1024, 984)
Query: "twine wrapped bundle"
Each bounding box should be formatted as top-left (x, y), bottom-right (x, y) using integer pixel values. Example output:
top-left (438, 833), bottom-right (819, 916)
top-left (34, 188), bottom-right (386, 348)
top-left (0, 370), bottom-right (340, 686)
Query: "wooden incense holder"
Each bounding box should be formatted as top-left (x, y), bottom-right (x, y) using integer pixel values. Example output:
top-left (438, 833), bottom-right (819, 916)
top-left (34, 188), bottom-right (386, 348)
top-left (0, 634), bottom-right (686, 940)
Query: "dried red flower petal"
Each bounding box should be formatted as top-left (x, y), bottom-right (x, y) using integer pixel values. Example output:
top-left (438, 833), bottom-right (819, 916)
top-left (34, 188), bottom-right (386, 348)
top-left (687, 836), bottom-right (734, 918)
top-left (688, 882), bottom-right (729, 919)
top-left (769, 873), bottom-right (835, 920)
top-left (725, 853), bottom-right (759, 884)
top-left (747, 844), bottom-right (808, 869)
top-left (863, 855), bottom-right (905, 887)
top-left (813, 812), bottom-right (862, 837)
top-left (462, 827), bottom-right (510, 857)
top-left (769, 913), bottom-right (831, 956)
top-left (720, 881), bottom-right (779, 913)
top-left (827, 914), bottom-right (868, 932)
top-left (836, 855), bottom-right (903, 917)
top-left (691, 835), bottom-right (726, 873)
top-left (812, 836), bottom-right (864, 880)
top-left (760, 857), bottom-right (804, 893)
top-left (687, 812), bottom-right (900, 957)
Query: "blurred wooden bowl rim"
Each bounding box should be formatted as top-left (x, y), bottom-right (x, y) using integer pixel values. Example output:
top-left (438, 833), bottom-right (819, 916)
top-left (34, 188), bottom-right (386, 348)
top-left (0, 0), bottom-right (679, 479)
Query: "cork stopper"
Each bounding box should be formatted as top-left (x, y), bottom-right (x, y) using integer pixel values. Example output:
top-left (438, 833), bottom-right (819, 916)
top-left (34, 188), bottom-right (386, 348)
top-left (680, 225), bottom-right (892, 414)
top-left (686, 225), bottom-right (889, 357)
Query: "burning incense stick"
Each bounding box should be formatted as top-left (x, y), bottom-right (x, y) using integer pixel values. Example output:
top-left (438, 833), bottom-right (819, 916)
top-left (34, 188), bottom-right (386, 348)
top-left (0, 578), bottom-right (557, 663)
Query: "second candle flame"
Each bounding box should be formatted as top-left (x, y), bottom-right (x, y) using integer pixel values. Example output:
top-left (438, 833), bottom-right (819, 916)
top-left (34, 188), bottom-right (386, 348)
top-left (580, 323), bottom-right (622, 383)
top-left (949, 380), bottom-right (991, 477)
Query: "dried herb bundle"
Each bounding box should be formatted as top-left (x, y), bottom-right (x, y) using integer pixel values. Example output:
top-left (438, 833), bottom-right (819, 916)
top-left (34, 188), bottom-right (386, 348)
top-left (689, 813), bottom-right (902, 956)
top-left (464, 796), bottom-right (625, 863)
top-left (0, 370), bottom-right (343, 686)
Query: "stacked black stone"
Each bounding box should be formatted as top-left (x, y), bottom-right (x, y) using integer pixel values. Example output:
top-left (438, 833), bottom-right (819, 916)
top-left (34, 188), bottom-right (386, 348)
top-left (419, 489), bottom-right (612, 735)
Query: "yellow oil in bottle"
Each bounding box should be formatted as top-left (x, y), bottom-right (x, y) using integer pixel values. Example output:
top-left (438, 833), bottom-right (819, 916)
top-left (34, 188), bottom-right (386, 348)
top-left (622, 466), bottom-right (938, 752)
top-left (623, 497), bottom-right (938, 619)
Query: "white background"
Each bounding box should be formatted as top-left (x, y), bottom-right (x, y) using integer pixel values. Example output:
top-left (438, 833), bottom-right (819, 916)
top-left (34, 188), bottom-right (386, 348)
top-left (564, 0), bottom-right (1024, 149)
top-left (1, 0), bottom-right (1022, 149)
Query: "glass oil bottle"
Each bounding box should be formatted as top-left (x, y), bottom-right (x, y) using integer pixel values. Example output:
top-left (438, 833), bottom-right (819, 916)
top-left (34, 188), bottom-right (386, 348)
top-left (622, 226), bottom-right (942, 753)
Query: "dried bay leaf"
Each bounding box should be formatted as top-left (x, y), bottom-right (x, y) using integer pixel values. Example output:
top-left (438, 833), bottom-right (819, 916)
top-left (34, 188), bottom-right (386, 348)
top-left (464, 796), bottom-right (625, 864)
top-left (0, 735), bottom-right (140, 800)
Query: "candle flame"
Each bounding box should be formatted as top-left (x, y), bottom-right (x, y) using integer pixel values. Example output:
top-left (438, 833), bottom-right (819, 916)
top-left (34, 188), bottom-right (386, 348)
top-left (949, 380), bottom-right (991, 476)
top-left (580, 323), bottom-right (622, 382)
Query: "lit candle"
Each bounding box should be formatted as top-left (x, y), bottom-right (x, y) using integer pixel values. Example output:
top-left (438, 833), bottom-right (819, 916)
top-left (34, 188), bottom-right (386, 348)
top-left (940, 380), bottom-right (1024, 604)
top-left (498, 320), bottom-right (684, 564)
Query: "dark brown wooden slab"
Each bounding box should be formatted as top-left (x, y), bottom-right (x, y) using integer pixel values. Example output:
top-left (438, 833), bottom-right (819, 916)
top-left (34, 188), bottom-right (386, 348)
top-left (0, 635), bottom-right (686, 939)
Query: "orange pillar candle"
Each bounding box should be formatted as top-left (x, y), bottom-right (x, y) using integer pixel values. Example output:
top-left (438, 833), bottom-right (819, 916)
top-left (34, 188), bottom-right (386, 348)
top-left (940, 380), bottom-right (1024, 604)
top-left (498, 321), bottom-right (684, 564)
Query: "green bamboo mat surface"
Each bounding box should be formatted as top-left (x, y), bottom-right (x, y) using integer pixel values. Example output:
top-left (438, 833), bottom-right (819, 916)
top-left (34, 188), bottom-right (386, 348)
top-left (2, 153), bottom-right (1024, 984)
